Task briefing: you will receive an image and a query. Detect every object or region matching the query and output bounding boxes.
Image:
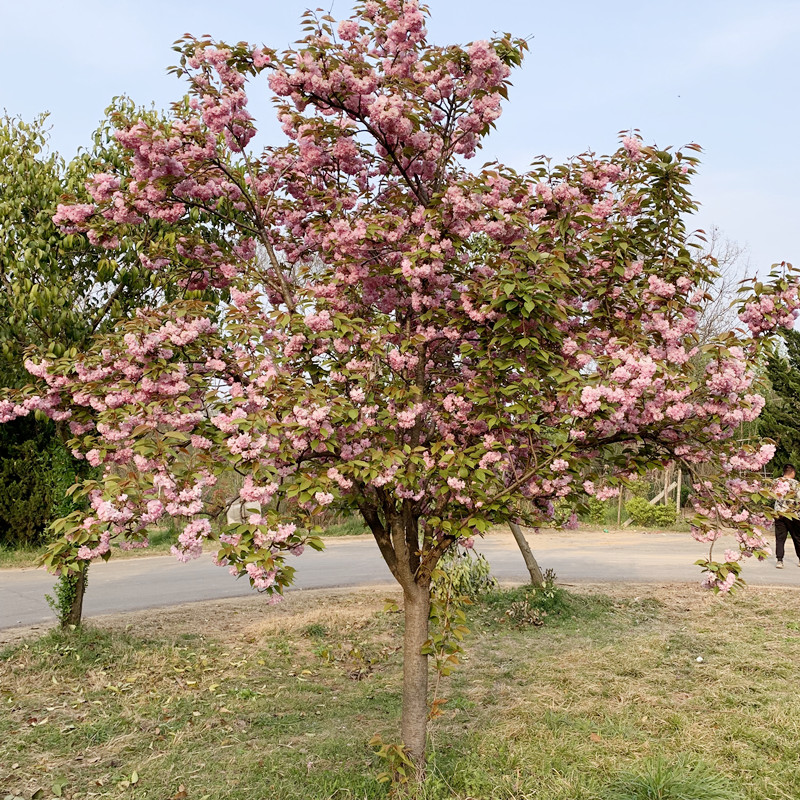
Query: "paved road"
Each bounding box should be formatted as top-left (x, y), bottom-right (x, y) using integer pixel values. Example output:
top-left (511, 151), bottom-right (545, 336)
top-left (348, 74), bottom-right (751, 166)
top-left (2, 530), bottom-right (797, 630)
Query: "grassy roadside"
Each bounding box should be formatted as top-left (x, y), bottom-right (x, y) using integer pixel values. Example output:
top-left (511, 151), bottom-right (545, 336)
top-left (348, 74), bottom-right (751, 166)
top-left (0, 529), bottom-right (180, 569)
top-left (2, 583), bottom-right (799, 799)
top-left (0, 519), bottom-right (373, 570)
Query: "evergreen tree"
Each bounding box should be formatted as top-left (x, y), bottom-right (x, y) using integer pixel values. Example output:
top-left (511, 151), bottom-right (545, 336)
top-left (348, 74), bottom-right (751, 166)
top-left (760, 329), bottom-right (800, 474)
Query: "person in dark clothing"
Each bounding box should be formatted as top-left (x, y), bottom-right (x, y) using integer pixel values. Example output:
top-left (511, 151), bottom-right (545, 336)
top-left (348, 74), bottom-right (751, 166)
top-left (774, 463), bottom-right (800, 569)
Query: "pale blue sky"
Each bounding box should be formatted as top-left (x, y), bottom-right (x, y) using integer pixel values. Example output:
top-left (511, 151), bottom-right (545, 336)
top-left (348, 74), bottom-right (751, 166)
top-left (2, 0), bottom-right (798, 273)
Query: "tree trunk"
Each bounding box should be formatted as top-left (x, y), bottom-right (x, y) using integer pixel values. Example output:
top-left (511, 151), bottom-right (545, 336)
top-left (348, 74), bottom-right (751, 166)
top-left (401, 582), bottom-right (431, 777)
top-left (63, 563), bottom-right (87, 628)
top-left (509, 522), bottom-right (544, 587)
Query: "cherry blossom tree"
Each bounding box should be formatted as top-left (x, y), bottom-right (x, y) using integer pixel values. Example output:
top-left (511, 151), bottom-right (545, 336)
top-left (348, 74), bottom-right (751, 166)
top-left (2, 0), bottom-right (798, 774)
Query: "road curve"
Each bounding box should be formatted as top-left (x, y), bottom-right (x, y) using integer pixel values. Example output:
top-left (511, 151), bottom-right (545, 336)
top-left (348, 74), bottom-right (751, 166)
top-left (1, 529), bottom-right (797, 630)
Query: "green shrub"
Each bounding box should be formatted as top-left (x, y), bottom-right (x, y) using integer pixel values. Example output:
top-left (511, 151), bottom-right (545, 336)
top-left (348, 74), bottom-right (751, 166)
top-left (625, 497), bottom-right (677, 528)
top-left (650, 504), bottom-right (677, 528)
top-left (588, 497), bottom-right (607, 525)
top-left (624, 497), bottom-right (652, 526)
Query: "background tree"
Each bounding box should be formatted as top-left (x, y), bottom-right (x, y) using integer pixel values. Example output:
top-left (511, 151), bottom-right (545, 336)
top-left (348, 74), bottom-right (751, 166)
top-left (759, 329), bottom-right (800, 474)
top-left (0, 113), bottom-right (227, 624)
top-left (0, 117), bottom-right (96, 561)
top-left (2, 0), bottom-right (798, 777)
top-left (0, 114), bottom-right (171, 380)
top-left (0, 416), bottom-right (82, 548)
top-left (694, 225), bottom-right (751, 344)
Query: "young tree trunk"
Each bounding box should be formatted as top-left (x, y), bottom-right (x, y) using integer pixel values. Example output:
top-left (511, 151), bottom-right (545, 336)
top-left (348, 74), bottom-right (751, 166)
top-left (63, 563), bottom-right (87, 628)
top-left (401, 581), bottom-right (431, 777)
top-left (53, 423), bottom-right (89, 628)
top-left (509, 522), bottom-right (544, 587)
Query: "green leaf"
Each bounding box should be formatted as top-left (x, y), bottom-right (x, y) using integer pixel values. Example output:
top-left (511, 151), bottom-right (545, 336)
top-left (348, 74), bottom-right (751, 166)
top-left (51, 779), bottom-right (68, 797)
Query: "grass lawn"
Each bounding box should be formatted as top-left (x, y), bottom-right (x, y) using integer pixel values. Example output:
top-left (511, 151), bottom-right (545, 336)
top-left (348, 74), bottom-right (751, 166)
top-left (2, 582), bottom-right (799, 799)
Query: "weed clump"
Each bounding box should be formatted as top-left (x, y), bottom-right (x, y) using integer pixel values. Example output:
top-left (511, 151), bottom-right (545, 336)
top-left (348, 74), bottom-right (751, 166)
top-left (604, 756), bottom-right (742, 800)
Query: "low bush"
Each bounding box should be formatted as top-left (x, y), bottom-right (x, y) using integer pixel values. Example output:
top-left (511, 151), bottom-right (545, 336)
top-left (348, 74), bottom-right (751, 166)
top-left (625, 497), bottom-right (677, 528)
top-left (588, 497), bottom-right (607, 525)
top-left (650, 504), bottom-right (678, 528)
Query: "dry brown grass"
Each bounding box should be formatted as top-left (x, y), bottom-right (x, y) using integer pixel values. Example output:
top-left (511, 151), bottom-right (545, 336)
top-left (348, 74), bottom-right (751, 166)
top-left (2, 583), bottom-right (800, 799)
